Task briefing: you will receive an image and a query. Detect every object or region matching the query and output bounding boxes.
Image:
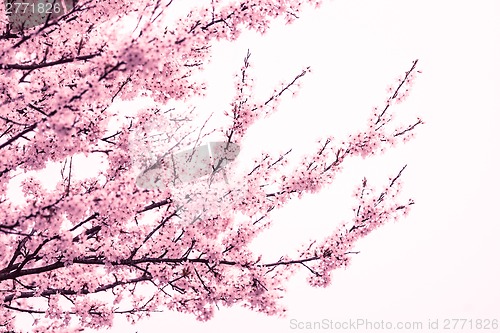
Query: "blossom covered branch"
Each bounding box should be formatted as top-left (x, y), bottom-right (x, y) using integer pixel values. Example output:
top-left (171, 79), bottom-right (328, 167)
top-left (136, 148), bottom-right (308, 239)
top-left (0, 1), bottom-right (422, 332)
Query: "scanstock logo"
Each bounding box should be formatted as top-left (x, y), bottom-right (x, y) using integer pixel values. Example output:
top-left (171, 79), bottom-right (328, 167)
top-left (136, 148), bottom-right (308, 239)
top-left (129, 111), bottom-right (241, 226)
top-left (135, 140), bottom-right (240, 190)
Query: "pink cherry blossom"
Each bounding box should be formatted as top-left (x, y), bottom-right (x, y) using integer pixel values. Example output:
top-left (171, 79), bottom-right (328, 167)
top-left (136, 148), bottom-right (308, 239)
top-left (0, 1), bottom-right (423, 332)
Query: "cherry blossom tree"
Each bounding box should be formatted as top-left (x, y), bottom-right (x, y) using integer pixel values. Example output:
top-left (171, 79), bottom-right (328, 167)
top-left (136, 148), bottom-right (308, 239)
top-left (0, 0), bottom-right (423, 332)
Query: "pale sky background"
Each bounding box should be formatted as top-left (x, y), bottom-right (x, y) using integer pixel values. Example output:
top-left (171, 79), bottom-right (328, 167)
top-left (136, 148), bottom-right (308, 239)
top-left (8, 0), bottom-right (500, 332)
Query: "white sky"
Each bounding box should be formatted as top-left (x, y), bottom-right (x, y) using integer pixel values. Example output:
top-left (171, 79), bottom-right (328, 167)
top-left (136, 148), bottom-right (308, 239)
top-left (8, 0), bottom-right (500, 332)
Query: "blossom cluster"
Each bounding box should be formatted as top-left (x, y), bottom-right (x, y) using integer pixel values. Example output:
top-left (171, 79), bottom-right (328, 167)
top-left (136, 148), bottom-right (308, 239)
top-left (0, 0), bottom-right (423, 332)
